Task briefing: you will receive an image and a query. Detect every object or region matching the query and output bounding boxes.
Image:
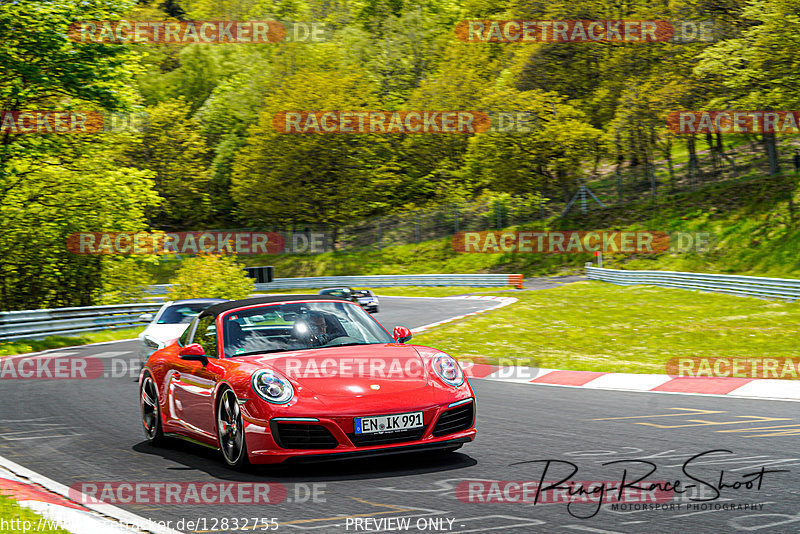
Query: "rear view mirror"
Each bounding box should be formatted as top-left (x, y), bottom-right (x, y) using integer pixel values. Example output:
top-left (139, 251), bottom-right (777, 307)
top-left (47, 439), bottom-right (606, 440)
top-left (393, 326), bottom-right (412, 344)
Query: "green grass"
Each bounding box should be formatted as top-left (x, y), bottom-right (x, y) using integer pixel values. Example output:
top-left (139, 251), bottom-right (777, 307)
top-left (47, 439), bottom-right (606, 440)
top-left (0, 495), bottom-right (71, 533)
top-left (0, 327), bottom-right (143, 357)
top-left (415, 281), bottom-right (800, 375)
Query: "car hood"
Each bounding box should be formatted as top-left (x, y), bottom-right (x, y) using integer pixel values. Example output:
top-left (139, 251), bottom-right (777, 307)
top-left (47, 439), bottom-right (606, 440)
top-left (234, 344), bottom-right (430, 398)
top-left (140, 323), bottom-right (189, 343)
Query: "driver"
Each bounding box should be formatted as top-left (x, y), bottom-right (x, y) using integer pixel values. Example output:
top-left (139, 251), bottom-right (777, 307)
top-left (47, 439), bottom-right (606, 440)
top-left (306, 311), bottom-right (330, 346)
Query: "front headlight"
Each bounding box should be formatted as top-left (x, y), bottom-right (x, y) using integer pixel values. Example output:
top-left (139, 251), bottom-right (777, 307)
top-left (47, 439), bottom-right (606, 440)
top-left (432, 354), bottom-right (464, 387)
top-left (142, 335), bottom-right (163, 350)
top-left (251, 370), bottom-right (294, 404)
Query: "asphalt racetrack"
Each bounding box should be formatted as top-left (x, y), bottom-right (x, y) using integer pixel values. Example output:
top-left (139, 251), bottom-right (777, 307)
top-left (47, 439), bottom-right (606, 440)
top-left (0, 295), bottom-right (798, 533)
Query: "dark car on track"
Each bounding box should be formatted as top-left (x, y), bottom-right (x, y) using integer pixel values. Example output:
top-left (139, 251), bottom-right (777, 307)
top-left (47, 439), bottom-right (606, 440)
top-left (352, 289), bottom-right (379, 313)
top-left (318, 287), bottom-right (378, 313)
top-left (318, 287), bottom-right (357, 302)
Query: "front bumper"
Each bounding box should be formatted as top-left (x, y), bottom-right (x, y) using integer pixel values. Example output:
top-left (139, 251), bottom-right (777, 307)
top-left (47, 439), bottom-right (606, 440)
top-left (281, 436), bottom-right (471, 464)
top-left (242, 399), bottom-right (476, 464)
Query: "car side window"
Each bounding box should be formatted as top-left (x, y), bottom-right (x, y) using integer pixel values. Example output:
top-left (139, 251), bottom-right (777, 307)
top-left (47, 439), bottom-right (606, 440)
top-left (195, 316), bottom-right (218, 358)
top-left (178, 317), bottom-right (196, 347)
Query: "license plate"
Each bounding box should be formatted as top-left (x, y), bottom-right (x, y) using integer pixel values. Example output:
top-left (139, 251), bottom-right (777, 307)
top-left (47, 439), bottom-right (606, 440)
top-left (354, 411), bottom-right (423, 434)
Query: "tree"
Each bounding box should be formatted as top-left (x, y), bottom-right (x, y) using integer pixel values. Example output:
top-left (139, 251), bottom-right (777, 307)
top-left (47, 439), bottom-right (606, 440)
top-left (695, 0), bottom-right (800, 176)
top-left (0, 0), bottom-right (160, 310)
top-left (465, 89), bottom-right (605, 200)
top-left (125, 98), bottom-right (212, 229)
top-left (231, 67), bottom-right (395, 233)
top-left (167, 254), bottom-right (254, 300)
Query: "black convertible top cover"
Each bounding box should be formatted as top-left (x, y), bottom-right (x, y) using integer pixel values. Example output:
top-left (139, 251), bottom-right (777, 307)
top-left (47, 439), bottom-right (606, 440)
top-left (199, 294), bottom-right (351, 318)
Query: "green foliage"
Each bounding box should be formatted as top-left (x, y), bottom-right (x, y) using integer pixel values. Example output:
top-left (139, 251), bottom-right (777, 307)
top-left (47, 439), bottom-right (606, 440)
top-left (125, 98), bottom-right (212, 229)
top-left (4, 0), bottom-right (800, 312)
top-left (0, 0), bottom-right (159, 311)
top-left (465, 89), bottom-right (605, 196)
top-left (231, 67), bottom-right (394, 227)
top-left (167, 254), bottom-right (254, 300)
top-left (97, 258), bottom-right (156, 305)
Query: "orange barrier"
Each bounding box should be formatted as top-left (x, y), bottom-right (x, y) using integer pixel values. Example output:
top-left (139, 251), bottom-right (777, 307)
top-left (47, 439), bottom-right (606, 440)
top-left (507, 274), bottom-right (524, 289)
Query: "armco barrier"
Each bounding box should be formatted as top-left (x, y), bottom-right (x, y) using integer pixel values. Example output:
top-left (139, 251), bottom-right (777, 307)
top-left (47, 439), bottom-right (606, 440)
top-left (255, 273), bottom-right (524, 290)
top-left (0, 303), bottom-right (162, 341)
top-left (586, 265), bottom-right (800, 300)
top-left (1, 274), bottom-right (523, 341)
top-left (144, 273), bottom-right (525, 294)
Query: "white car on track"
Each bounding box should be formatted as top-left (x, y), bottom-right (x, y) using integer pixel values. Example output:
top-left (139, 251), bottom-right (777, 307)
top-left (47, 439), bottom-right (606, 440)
top-left (138, 299), bottom-right (226, 363)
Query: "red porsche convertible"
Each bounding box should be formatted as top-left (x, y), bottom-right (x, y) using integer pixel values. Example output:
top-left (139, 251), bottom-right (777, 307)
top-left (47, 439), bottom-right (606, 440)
top-left (139, 295), bottom-right (476, 468)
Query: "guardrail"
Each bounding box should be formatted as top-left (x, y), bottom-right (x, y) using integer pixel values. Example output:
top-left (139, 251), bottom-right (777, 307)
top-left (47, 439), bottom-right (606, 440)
top-left (256, 273), bottom-right (524, 290)
top-left (0, 303), bottom-right (162, 341)
top-left (2, 274), bottom-right (524, 341)
top-left (145, 274), bottom-right (524, 294)
top-left (586, 265), bottom-right (800, 300)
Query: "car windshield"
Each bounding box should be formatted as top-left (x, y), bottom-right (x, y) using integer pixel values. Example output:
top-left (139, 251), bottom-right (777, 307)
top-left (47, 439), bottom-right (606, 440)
top-left (157, 303), bottom-right (212, 324)
top-left (320, 289), bottom-right (347, 297)
top-left (222, 301), bottom-right (393, 357)
top-left (352, 290), bottom-right (371, 298)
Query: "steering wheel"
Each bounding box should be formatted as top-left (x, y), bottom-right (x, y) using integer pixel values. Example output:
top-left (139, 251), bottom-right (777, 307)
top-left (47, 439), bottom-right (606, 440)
top-left (320, 336), bottom-right (361, 347)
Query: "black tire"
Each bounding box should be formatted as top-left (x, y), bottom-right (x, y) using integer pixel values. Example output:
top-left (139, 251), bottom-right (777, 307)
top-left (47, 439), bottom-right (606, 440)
top-left (216, 388), bottom-right (250, 470)
top-left (140, 374), bottom-right (165, 446)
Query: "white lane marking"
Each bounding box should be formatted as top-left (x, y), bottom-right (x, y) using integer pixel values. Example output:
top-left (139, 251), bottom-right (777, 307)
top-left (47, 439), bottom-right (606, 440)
top-left (410, 297), bottom-right (517, 334)
top-left (88, 351), bottom-right (130, 360)
top-left (503, 379), bottom-right (800, 403)
top-left (0, 419), bottom-right (80, 441)
top-left (580, 372), bottom-right (673, 391)
top-left (728, 379), bottom-right (800, 400)
top-left (12, 499), bottom-right (143, 534)
top-left (0, 417), bottom-right (65, 423)
top-left (0, 454), bottom-right (181, 534)
top-left (1, 339), bottom-right (137, 360)
top-left (15, 350), bottom-right (129, 362)
top-left (3, 352), bottom-right (73, 361)
top-left (565, 525), bottom-right (624, 533)
top-left (450, 516), bottom-right (545, 533)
